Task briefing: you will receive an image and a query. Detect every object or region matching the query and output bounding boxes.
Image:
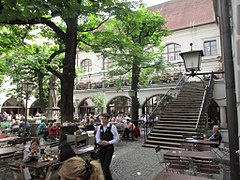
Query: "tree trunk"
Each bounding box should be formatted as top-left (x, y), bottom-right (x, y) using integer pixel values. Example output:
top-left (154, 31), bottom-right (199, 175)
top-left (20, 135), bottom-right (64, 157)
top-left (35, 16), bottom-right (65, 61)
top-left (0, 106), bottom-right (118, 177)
top-left (37, 72), bottom-right (46, 113)
top-left (131, 59), bottom-right (140, 126)
top-left (60, 18), bottom-right (78, 123)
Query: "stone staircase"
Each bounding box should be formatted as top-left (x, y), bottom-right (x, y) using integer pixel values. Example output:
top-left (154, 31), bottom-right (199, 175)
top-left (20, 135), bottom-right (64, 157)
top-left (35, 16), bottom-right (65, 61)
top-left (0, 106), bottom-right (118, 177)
top-left (143, 81), bottom-right (210, 150)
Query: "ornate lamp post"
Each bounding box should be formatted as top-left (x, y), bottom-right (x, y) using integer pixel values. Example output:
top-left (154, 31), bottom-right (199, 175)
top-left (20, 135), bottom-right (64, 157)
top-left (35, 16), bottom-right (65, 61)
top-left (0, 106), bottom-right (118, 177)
top-left (22, 81), bottom-right (34, 137)
top-left (180, 43), bottom-right (203, 76)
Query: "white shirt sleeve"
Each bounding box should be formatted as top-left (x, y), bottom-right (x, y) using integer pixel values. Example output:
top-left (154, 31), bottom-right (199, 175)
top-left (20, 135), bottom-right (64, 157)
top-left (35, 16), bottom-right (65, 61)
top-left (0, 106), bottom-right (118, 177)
top-left (95, 125), bottom-right (101, 144)
top-left (109, 124), bottom-right (119, 145)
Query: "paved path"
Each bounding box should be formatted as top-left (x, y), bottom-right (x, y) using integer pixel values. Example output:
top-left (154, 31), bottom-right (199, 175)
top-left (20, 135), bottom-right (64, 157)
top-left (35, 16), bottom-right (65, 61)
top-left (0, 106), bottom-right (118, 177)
top-left (112, 136), bottom-right (162, 180)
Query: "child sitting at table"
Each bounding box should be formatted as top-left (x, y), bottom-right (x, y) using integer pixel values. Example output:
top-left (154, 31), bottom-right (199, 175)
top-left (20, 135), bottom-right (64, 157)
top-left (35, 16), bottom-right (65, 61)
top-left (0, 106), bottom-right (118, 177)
top-left (22, 139), bottom-right (41, 179)
top-left (23, 139), bottom-right (41, 162)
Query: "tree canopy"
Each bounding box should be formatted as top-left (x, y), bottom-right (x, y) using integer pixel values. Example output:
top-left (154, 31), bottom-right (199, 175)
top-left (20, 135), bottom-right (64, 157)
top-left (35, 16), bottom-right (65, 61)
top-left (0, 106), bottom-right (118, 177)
top-left (0, 0), bottom-right (138, 123)
top-left (92, 7), bottom-right (169, 124)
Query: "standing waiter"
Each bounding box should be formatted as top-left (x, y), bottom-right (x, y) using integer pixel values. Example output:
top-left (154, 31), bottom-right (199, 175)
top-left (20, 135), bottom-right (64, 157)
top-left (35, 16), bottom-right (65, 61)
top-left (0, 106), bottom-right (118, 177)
top-left (96, 113), bottom-right (119, 180)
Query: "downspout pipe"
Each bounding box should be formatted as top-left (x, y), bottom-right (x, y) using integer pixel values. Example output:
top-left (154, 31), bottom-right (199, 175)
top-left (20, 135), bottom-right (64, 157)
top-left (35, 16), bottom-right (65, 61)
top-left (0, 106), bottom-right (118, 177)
top-left (219, 0), bottom-right (240, 179)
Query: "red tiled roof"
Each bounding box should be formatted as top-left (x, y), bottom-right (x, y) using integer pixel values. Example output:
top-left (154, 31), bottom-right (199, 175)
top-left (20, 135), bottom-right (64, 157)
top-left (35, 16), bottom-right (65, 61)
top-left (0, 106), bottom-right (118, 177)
top-left (148, 0), bottom-right (216, 30)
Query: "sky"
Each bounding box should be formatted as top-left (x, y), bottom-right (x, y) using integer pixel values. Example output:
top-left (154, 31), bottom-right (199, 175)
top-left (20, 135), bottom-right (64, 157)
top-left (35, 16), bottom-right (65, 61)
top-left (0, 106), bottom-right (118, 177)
top-left (142, 0), bottom-right (170, 7)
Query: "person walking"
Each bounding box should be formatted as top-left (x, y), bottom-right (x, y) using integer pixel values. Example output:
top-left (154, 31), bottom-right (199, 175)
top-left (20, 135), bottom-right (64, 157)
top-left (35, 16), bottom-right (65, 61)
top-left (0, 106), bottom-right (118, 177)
top-left (95, 113), bottom-right (119, 180)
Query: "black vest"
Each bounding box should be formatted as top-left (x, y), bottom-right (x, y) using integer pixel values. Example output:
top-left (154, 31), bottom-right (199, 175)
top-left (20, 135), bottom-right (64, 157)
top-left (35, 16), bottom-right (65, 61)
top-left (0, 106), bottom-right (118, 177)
top-left (100, 124), bottom-right (113, 141)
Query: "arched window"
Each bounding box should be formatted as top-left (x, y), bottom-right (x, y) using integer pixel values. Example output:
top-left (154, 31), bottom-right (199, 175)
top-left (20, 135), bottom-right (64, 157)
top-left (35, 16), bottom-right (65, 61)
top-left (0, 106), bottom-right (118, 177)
top-left (81, 59), bottom-right (92, 72)
top-left (102, 58), bottom-right (112, 70)
top-left (163, 43), bottom-right (181, 62)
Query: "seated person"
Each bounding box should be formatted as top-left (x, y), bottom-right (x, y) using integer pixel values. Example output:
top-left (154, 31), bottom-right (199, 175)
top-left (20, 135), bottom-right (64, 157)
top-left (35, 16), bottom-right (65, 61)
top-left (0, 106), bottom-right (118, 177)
top-left (18, 119), bottom-right (31, 137)
top-left (207, 125), bottom-right (222, 147)
top-left (36, 119), bottom-right (48, 141)
top-left (58, 156), bottom-right (104, 180)
top-left (59, 141), bottom-right (76, 162)
top-left (23, 139), bottom-right (41, 162)
top-left (85, 119), bottom-right (95, 131)
top-left (123, 121), bottom-right (135, 139)
top-left (48, 122), bottom-right (60, 139)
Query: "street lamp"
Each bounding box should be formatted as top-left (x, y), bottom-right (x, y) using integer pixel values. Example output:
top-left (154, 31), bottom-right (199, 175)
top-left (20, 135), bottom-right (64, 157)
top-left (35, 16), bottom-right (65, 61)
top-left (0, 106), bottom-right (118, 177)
top-left (180, 43), bottom-right (203, 76)
top-left (22, 81), bottom-right (34, 137)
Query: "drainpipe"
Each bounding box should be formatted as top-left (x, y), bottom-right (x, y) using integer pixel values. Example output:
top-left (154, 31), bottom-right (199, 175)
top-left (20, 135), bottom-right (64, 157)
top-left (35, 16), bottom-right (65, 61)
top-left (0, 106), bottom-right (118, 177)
top-left (219, 0), bottom-right (240, 179)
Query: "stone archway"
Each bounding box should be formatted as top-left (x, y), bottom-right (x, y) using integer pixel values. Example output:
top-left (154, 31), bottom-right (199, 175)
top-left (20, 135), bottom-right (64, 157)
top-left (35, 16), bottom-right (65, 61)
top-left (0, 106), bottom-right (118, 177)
top-left (78, 98), bottom-right (95, 118)
top-left (142, 94), bottom-right (165, 115)
top-left (1, 98), bottom-right (24, 115)
top-left (30, 99), bottom-right (46, 116)
top-left (107, 96), bottom-right (131, 116)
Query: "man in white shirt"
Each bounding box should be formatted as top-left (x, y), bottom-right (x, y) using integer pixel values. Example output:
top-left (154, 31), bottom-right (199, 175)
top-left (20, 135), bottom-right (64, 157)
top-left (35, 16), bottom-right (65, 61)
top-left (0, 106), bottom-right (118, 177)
top-left (95, 113), bottom-right (119, 180)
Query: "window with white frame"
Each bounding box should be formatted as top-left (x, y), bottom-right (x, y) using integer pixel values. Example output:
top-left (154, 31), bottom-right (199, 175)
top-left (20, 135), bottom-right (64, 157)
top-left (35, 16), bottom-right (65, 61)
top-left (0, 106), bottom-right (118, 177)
top-left (102, 58), bottom-right (112, 70)
top-left (163, 43), bottom-right (181, 62)
top-left (81, 59), bottom-right (92, 72)
top-left (204, 40), bottom-right (217, 56)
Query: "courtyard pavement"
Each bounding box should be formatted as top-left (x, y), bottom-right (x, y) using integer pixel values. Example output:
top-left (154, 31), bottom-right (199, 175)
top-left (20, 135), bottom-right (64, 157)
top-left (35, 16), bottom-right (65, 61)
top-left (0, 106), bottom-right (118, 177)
top-left (0, 131), bottom-right (231, 180)
top-left (112, 136), bottom-right (162, 180)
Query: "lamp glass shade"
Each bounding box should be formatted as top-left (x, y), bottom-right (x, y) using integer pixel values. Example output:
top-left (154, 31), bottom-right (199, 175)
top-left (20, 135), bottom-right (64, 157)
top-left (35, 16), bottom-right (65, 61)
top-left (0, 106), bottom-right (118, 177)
top-left (128, 90), bottom-right (135, 97)
top-left (180, 50), bottom-right (203, 72)
top-left (22, 82), bottom-right (34, 92)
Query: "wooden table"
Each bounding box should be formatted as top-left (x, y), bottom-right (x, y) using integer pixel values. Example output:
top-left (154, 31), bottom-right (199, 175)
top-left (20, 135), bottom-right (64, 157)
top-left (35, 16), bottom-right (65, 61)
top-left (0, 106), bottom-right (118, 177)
top-left (153, 172), bottom-right (211, 180)
top-left (0, 147), bottom-right (23, 159)
top-left (0, 136), bottom-right (21, 143)
top-left (165, 150), bottom-right (216, 160)
top-left (9, 158), bottom-right (61, 179)
top-left (185, 139), bottom-right (219, 146)
top-left (66, 133), bottom-right (88, 148)
top-left (74, 145), bottom-right (94, 155)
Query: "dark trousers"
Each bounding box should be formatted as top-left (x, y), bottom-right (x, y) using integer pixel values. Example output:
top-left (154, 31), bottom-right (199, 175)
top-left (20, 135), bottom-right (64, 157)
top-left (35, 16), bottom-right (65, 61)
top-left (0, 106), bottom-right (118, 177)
top-left (99, 145), bottom-right (114, 180)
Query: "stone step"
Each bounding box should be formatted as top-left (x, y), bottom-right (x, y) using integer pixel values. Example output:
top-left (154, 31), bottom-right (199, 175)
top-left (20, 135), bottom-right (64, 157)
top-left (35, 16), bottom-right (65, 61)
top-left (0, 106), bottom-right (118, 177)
top-left (144, 139), bottom-right (182, 146)
top-left (161, 113), bottom-right (198, 116)
top-left (147, 136), bottom-right (184, 142)
top-left (150, 132), bottom-right (184, 138)
top-left (160, 118), bottom-right (198, 121)
top-left (164, 110), bottom-right (200, 113)
top-left (158, 121), bottom-right (197, 124)
top-left (155, 123), bottom-right (196, 128)
top-left (154, 126), bottom-right (195, 131)
top-left (152, 129), bottom-right (196, 134)
top-left (142, 144), bottom-right (183, 150)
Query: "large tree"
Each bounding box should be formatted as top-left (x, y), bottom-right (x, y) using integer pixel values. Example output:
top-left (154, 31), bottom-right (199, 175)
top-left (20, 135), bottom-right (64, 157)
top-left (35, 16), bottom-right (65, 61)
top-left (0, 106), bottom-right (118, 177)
top-left (92, 7), bottom-right (169, 125)
top-left (0, 0), bottom-right (135, 123)
top-left (4, 44), bottom-right (61, 112)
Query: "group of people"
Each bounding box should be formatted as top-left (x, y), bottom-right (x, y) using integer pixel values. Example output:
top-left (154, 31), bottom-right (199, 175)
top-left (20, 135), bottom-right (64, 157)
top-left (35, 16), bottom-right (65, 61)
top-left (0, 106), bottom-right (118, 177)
top-left (21, 113), bottom-right (118, 180)
top-left (17, 111), bottom-right (223, 180)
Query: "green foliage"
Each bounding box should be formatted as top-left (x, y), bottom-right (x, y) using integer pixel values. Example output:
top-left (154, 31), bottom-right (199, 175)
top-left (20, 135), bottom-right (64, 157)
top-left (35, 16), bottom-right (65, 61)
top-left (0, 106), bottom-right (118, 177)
top-left (92, 91), bottom-right (106, 109)
top-left (92, 7), bottom-right (169, 86)
top-left (0, 0), bottom-right (140, 122)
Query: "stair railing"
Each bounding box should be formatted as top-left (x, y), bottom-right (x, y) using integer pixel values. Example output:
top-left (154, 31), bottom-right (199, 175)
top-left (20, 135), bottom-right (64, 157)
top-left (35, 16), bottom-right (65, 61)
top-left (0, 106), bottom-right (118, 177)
top-left (195, 74), bottom-right (214, 132)
top-left (143, 74), bottom-right (186, 141)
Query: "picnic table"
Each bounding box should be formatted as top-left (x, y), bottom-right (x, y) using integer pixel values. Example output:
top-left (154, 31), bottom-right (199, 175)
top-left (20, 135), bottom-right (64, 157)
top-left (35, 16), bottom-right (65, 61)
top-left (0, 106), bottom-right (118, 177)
top-left (153, 172), bottom-right (212, 180)
top-left (165, 150), bottom-right (216, 160)
top-left (0, 136), bottom-right (21, 143)
top-left (185, 138), bottom-right (219, 145)
top-left (74, 145), bottom-right (95, 155)
top-left (0, 146), bottom-right (23, 159)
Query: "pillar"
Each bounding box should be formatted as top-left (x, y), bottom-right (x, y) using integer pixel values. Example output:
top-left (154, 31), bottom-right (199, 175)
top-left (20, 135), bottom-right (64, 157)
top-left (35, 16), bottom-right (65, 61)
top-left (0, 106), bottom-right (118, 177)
top-left (220, 106), bottom-right (227, 128)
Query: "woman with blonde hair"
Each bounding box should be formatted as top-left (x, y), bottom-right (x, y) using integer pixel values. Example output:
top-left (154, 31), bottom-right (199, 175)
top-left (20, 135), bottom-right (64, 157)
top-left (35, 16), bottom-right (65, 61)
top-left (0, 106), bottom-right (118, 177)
top-left (59, 156), bottom-right (104, 180)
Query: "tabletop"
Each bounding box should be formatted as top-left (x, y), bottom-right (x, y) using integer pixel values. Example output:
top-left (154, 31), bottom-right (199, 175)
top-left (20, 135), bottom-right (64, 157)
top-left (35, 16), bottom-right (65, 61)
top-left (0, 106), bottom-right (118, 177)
top-left (165, 150), bottom-right (216, 159)
top-left (9, 158), bottom-right (59, 169)
top-left (74, 145), bottom-right (94, 155)
top-left (0, 136), bottom-right (21, 143)
top-left (153, 172), bottom-right (211, 180)
top-left (185, 139), bottom-right (219, 145)
top-left (0, 146), bottom-right (23, 156)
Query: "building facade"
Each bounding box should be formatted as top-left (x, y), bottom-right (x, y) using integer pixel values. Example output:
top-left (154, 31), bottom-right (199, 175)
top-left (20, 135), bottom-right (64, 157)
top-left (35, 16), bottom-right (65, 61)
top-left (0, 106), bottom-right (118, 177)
top-left (0, 0), bottom-right (228, 129)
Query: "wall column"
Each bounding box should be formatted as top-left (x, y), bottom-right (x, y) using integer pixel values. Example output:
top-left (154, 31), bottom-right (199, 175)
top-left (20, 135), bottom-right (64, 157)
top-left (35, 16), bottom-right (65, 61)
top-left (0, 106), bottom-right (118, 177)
top-left (220, 106), bottom-right (227, 128)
